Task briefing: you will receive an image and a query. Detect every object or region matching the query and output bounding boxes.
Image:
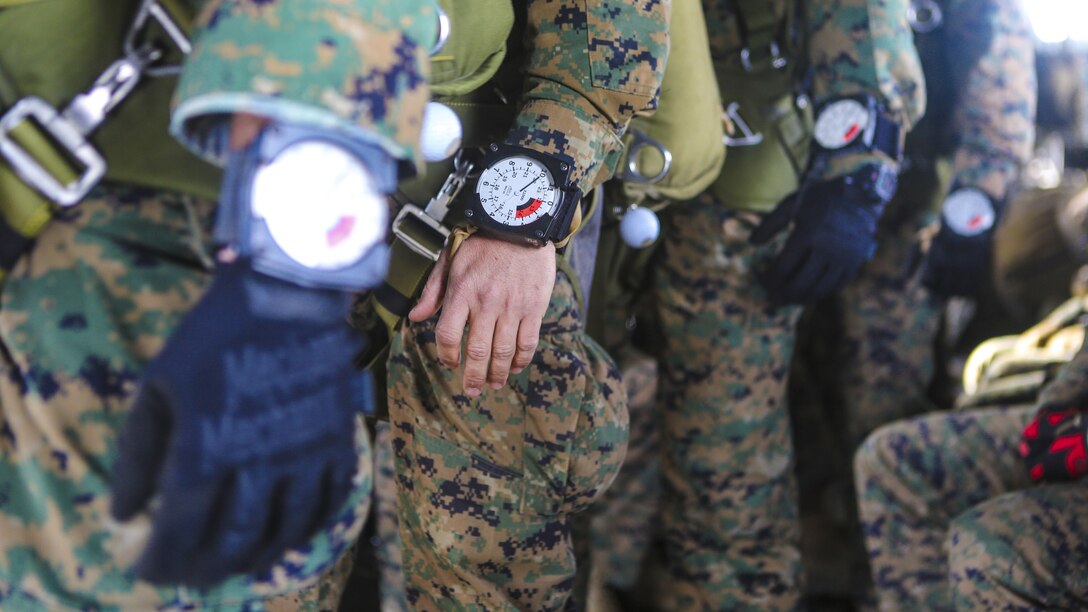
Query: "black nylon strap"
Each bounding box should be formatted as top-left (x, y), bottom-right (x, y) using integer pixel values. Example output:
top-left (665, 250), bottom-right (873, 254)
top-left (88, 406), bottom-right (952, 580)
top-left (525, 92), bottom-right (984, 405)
top-left (374, 281), bottom-right (415, 318)
top-left (873, 112), bottom-right (903, 161)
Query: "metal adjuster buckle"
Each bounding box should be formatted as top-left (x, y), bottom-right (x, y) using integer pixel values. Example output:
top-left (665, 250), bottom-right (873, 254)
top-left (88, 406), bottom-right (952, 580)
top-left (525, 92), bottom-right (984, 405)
top-left (126, 0), bottom-right (193, 77)
top-left (740, 41), bottom-right (788, 73)
top-left (722, 102), bottom-right (764, 147)
top-left (0, 98), bottom-right (106, 207)
top-left (392, 204), bottom-right (451, 261)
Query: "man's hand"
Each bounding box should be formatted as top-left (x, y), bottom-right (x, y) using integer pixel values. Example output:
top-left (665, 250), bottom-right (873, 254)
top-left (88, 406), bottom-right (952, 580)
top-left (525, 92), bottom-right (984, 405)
top-left (1020, 405), bottom-right (1088, 483)
top-left (409, 235), bottom-right (556, 395)
top-left (750, 164), bottom-right (894, 306)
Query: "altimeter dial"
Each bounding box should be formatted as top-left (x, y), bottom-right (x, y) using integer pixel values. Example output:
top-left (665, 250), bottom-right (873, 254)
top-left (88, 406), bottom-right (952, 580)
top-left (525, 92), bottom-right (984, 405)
top-left (814, 98), bottom-right (871, 151)
top-left (475, 155), bottom-right (559, 227)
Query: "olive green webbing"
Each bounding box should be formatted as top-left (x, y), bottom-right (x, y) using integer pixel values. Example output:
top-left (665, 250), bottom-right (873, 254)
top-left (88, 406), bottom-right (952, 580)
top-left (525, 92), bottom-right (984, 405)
top-left (0, 0), bottom-right (51, 6)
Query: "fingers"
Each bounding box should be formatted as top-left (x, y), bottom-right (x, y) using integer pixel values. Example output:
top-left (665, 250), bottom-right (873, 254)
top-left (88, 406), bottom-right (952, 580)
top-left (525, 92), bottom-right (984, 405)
top-left (487, 318), bottom-right (520, 388)
top-left (409, 249), bottom-right (451, 322)
top-left (229, 113), bottom-right (269, 151)
top-left (135, 479), bottom-right (220, 586)
top-left (110, 385), bottom-right (171, 522)
top-left (461, 309), bottom-right (498, 396)
top-left (434, 293), bottom-right (470, 369)
top-left (511, 316), bottom-right (542, 374)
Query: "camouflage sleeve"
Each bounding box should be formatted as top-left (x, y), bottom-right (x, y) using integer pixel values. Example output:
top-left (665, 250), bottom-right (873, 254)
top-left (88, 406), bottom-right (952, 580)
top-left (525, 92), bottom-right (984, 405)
top-left (944, 0), bottom-right (1036, 202)
top-left (506, 0), bottom-right (670, 195)
top-left (806, 0), bottom-right (926, 178)
top-left (169, 0), bottom-right (439, 171)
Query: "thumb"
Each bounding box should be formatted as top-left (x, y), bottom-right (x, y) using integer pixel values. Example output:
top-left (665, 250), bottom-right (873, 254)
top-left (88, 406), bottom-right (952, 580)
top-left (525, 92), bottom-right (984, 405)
top-left (750, 192), bottom-right (800, 245)
top-left (408, 248), bottom-right (451, 322)
top-left (110, 384), bottom-right (172, 522)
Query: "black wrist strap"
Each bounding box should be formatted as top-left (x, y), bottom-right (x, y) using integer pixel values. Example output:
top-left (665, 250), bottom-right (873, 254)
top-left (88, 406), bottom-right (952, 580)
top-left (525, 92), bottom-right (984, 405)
top-left (871, 112), bottom-right (902, 161)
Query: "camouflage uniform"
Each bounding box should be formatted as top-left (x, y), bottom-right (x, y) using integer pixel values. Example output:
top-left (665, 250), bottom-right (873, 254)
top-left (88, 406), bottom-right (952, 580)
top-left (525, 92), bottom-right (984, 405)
top-left (383, 1), bottom-right (669, 609)
top-left (856, 344), bottom-right (1088, 609)
top-left (0, 0), bottom-right (437, 608)
top-left (790, 0), bottom-right (1035, 598)
top-left (828, 0), bottom-right (1037, 449)
top-left (590, 1), bottom-right (927, 609)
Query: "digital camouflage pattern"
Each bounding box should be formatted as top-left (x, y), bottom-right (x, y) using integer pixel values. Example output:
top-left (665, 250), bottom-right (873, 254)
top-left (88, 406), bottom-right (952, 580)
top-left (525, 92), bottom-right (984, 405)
top-left (829, 213), bottom-right (943, 448)
top-left (371, 421), bottom-right (408, 612)
top-left (387, 272), bottom-right (628, 610)
top-left (805, 0), bottom-right (927, 179)
top-left (589, 347), bottom-right (661, 591)
top-left (651, 196), bottom-right (803, 610)
top-left (172, 0), bottom-right (440, 170)
top-left (949, 481), bottom-right (1088, 610)
top-left (940, 0), bottom-right (1036, 200)
top-left (790, 0), bottom-right (1035, 600)
top-left (586, 0), bottom-right (925, 606)
top-left (0, 188), bottom-right (372, 610)
top-left (856, 332), bottom-right (1088, 609)
top-left (507, 0), bottom-right (670, 194)
top-left (381, 0), bottom-right (667, 607)
top-left (855, 405), bottom-right (1034, 610)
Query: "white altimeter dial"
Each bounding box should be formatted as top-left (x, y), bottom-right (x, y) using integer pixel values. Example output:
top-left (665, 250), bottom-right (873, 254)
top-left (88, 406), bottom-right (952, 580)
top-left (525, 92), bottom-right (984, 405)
top-left (814, 99), bottom-right (871, 150)
top-left (476, 155), bottom-right (559, 227)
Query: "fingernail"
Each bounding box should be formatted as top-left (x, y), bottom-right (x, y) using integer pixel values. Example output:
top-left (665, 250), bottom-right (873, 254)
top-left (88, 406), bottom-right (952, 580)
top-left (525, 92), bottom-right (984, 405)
top-left (466, 387), bottom-right (481, 397)
top-left (489, 382), bottom-right (503, 390)
top-left (511, 367), bottom-right (523, 374)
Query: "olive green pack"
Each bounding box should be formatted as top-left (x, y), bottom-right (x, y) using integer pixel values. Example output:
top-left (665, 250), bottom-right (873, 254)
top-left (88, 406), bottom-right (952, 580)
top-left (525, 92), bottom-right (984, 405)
top-left (708, 0), bottom-right (813, 213)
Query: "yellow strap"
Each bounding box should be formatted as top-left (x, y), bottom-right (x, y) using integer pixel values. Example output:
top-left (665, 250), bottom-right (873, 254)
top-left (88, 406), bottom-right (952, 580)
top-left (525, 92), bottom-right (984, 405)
top-left (0, 119), bottom-right (81, 234)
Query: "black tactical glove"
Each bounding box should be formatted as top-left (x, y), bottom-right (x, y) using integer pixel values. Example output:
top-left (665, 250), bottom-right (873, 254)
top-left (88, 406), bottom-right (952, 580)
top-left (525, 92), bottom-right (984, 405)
top-left (110, 262), bottom-right (370, 587)
top-left (921, 188), bottom-right (999, 298)
top-left (750, 163), bottom-right (897, 305)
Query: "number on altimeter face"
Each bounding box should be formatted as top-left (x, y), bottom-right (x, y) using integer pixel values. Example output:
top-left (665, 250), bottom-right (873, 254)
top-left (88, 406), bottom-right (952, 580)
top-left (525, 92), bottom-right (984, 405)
top-left (475, 155), bottom-right (558, 226)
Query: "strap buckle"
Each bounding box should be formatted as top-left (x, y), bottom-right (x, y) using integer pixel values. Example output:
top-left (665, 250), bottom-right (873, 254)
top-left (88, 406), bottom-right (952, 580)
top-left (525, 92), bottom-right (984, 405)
top-left (740, 41), bottom-right (788, 73)
top-left (392, 204), bottom-right (451, 261)
top-left (0, 97), bottom-right (106, 207)
top-left (722, 102), bottom-right (764, 147)
top-left (126, 0), bottom-right (193, 77)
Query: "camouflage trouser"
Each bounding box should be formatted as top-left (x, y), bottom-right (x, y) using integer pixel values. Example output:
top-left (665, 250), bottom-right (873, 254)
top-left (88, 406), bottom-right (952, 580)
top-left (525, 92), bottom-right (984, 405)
top-left (372, 421), bottom-right (409, 612)
top-left (852, 405), bottom-right (1088, 609)
top-left (0, 188), bottom-right (371, 611)
top-left (588, 347), bottom-right (661, 591)
top-left (835, 215), bottom-right (941, 446)
top-left (386, 271), bottom-right (628, 611)
top-left (790, 209), bottom-right (941, 599)
top-left (651, 195), bottom-right (802, 610)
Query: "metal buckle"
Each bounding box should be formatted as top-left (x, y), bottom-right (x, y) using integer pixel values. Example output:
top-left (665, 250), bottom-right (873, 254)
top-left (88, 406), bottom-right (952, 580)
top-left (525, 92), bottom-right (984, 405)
top-left (431, 5), bottom-right (452, 56)
top-left (392, 204), bottom-right (451, 261)
top-left (618, 130), bottom-right (672, 184)
top-left (722, 102), bottom-right (764, 147)
top-left (126, 0), bottom-right (193, 77)
top-left (0, 98), bottom-right (106, 207)
top-left (64, 58), bottom-right (144, 134)
top-left (740, 41), bottom-right (788, 73)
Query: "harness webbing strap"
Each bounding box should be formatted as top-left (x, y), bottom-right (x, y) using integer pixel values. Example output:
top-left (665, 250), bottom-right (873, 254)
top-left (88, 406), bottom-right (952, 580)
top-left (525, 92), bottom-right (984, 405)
top-left (0, 0), bottom-right (192, 280)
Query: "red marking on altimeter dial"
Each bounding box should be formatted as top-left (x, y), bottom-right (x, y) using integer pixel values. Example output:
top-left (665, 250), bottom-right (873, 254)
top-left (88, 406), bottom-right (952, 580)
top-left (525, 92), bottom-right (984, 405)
top-left (516, 198), bottom-right (543, 219)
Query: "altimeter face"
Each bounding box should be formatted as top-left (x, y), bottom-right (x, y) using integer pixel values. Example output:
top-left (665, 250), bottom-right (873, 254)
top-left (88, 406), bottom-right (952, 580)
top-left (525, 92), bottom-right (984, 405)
top-left (252, 140), bottom-right (386, 269)
top-left (943, 188), bottom-right (995, 236)
top-left (814, 99), bottom-right (871, 150)
top-left (475, 155), bottom-right (558, 226)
